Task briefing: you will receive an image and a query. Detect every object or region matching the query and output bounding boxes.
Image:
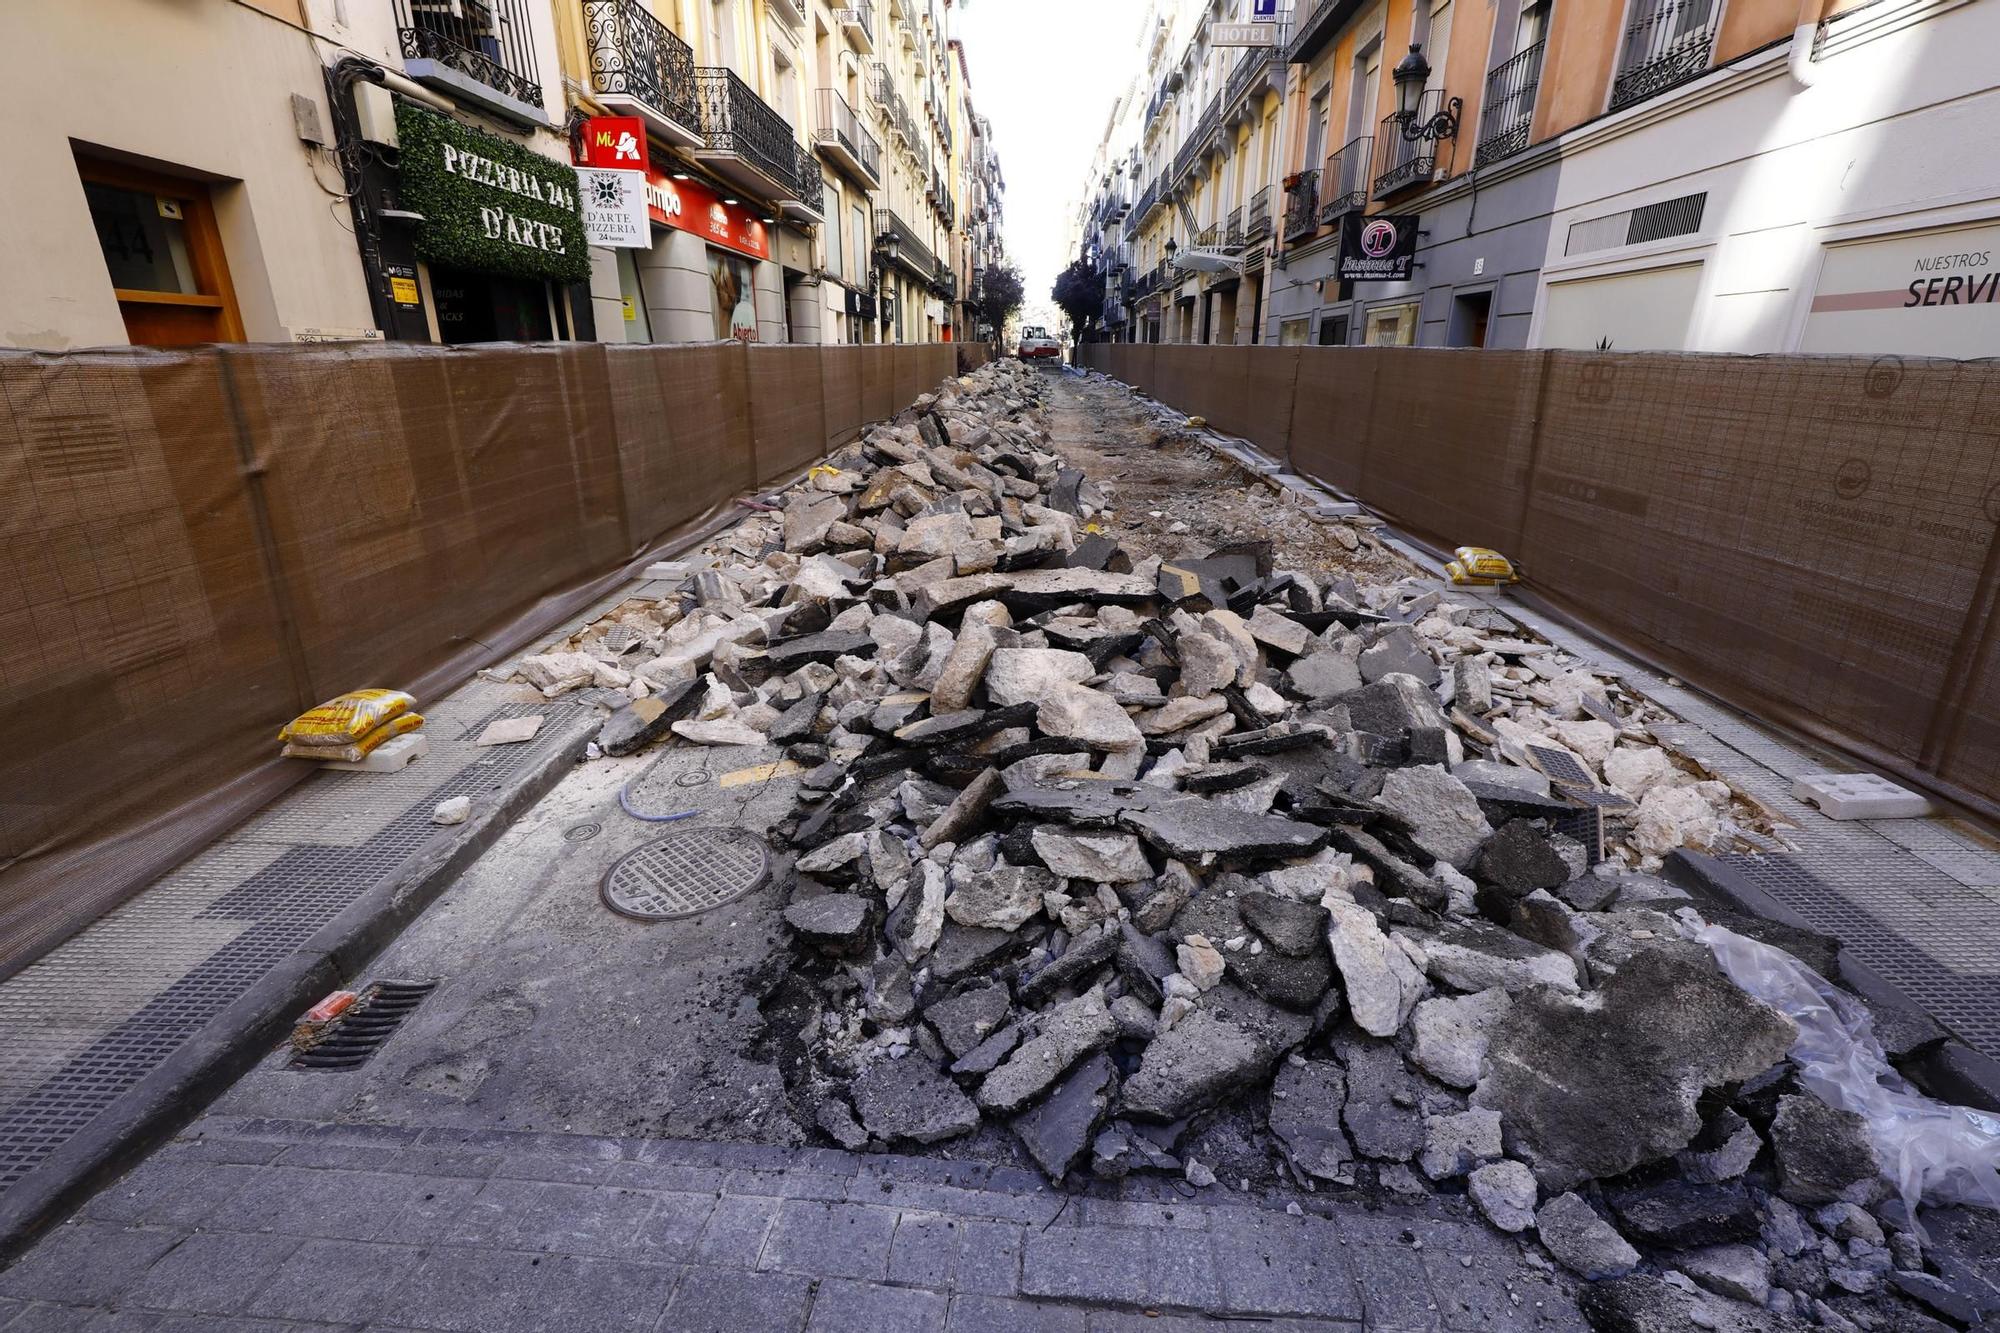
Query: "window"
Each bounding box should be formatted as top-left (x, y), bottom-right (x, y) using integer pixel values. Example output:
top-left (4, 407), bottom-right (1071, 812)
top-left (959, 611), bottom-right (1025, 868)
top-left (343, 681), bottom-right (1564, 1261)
top-left (1279, 316), bottom-right (1310, 345)
top-left (1303, 87), bottom-right (1329, 172)
top-left (825, 182), bottom-right (843, 277)
top-left (1418, 0), bottom-right (1453, 94)
top-left (1365, 302), bottom-right (1418, 345)
top-left (1516, 0), bottom-right (1551, 52)
top-left (78, 157), bottom-right (244, 346)
top-left (1318, 315), bottom-right (1348, 345)
top-left (851, 204), bottom-right (869, 285)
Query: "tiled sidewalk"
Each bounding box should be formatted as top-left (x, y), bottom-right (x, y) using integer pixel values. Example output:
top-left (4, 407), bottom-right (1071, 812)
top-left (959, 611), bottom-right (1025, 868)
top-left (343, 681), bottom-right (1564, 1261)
top-left (0, 1116), bottom-right (1586, 1332)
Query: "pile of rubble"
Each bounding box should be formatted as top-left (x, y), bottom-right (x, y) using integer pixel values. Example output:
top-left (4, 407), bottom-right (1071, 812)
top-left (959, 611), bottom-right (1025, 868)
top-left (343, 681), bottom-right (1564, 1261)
top-left (514, 359), bottom-right (1990, 1331)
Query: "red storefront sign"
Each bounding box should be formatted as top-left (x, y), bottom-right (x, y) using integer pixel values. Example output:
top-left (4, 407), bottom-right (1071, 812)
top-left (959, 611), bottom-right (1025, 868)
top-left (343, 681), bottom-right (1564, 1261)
top-left (573, 116), bottom-right (650, 173)
top-left (643, 170), bottom-right (771, 262)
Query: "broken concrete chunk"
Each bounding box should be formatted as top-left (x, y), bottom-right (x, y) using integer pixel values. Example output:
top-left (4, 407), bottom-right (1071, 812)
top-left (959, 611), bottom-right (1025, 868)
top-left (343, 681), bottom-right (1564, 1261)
top-left (1121, 985), bottom-right (1311, 1121)
top-left (1474, 951), bottom-right (1796, 1188)
top-left (1011, 1052), bottom-right (1117, 1182)
top-left (1407, 988), bottom-right (1512, 1090)
top-left (944, 860), bottom-right (1053, 932)
top-left (1325, 899), bottom-right (1428, 1038)
top-left (1770, 1093), bottom-right (1883, 1207)
top-left (1374, 765), bottom-right (1492, 869)
top-left (1468, 1160), bottom-right (1537, 1233)
top-left (1333, 1034), bottom-right (1425, 1162)
top-left (977, 990), bottom-right (1117, 1114)
top-left (1359, 624), bottom-right (1441, 687)
top-left (850, 1054), bottom-right (982, 1145)
top-left (1421, 920), bottom-right (1579, 995)
top-left (782, 894), bottom-right (872, 955)
top-left (1536, 1192), bottom-right (1639, 1279)
top-left (982, 647), bottom-right (1095, 706)
top-left (1031, 827), bottom-right (1151, 883)
top-left (1269, 1059), bottom-right (1352, 1182)
top-left (1420, 1107), bottom-right (1503, 1181)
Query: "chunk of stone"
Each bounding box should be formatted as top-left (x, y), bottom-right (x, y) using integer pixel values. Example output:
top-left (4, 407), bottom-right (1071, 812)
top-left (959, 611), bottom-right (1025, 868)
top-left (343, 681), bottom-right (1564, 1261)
top-left (783, 894), bottom-right (872, 955)
top-left (670, 718), bottom-right (767, 747)
top-left (597, 679), bottom-right (697, 756)
top-left (1474, 819), bottom-right (1573, 897)
top-left (1017, 925), bottom-right (1118, 1007)
top-left (1770, 1093), bottom-right (1882, 1207)
top-left (784, 493), bottom-right (846, 551)
top-left (1037, 683), bottom-right (1145, 753)
top-left (850, 1054), bottom-right (982, 1145)
top-left (1536, 1193), bottom-right (1639, 1280)
top-left (1604, 1179), bottom-right (1760, 1248)
top-left (1032, 827), bottom-right (1151, 883)
top-left (1422, 919), bottom-right (1579, 995)
top-left (1176, 936), bottom-right (1226, 991)
top-left (945, 860), bottom-right (1054, 931)
top-left (1246, 607), bottom-right (1313, 657)
top-left (1134, 860), bottom-right (1199, 934)
top-left (1137, 695), bottom-right (1229, 736)
top-left (1269, 1059), bottom-right (1352, 1182)
top-left (1677, 1110), bottom-right (1762, 1184)
top-left (1680, 1244), bottom-right (1771, 1306)
top-left (1325, 899), bottom-right (1428, 1038)
top-left (983, 647), bottom-right (1095, 706)
top-left (1454, 658), bottom-right (1494, 715)
top-left (1121, 796), bottom-right (1328, 864)
top-left (1176, 631), bottom-right (1239, 697)
top-left (1286, 646), bottom-right (1363, 701)
top-left (1238, 891), bottom-right (1329, 957)
top-left (815, 1098), bottom-right (870, 1150)
top-left (1340, 674), bottom-right (1448, 737)
top-left (902, 861), bottom-right (948, 960)
top-left (1420, 1107), bottom-right (1504, 1181)
top-left (1121, 984), bottom-right (1312, 1120)
top-left (978, 989), bottom-right (1118, 1114)
top-left (1228, 937), bottom-right (1336, 1012)
top-left (1011, 1053), bottom-right (1117, 1181)
top-left (930, 922), bottom-right (1025, 982)
top-left (1334, 1034), bottom-right (1425, 1162)
top-left (1473, 950), bottom-right (1796, 1188)
top-left (952, 1023), bottom-right (1022, 1076)
top-left (766, 629), bottom-right (875, 671)
top-left (1468, 1160), bottom-right (1537, 1233)
top-left (925, 982), bottom-right (1014, 1059)
top-left (920, 766), bottom-right (1006, 852)
top-left (1374, 765), bottom-right (1491, 870)
top-left (1359, 625), bottom-right (1441, 686)
top-left (1408, 988), bottom-right (1512, 1090)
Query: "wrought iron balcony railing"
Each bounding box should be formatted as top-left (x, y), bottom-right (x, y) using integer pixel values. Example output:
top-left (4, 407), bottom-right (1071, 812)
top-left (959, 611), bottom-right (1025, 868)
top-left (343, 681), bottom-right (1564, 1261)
top-left (1225, 208), bottom-right (1244, 248)
top-left (1475, 40), bottom-right (1545, 168)
top-left (836, 2), bottom-right (875, 54)
top-left (792, 142), bottom-right (825, 215)
top-left (1374, 92), bottom-right (1452, 198)
top-left (1245, 186), bottom-right (1272, 242)
top-left (875, 208), bottom-right (938, 284)
top-left (697, 67), bottom-right (801, 196)
top-left (768, 0), bottom-right (806, 30)
top-left (1225, 42), bottom-right (1283, 118)
top-left (1283, 170), bottom-right (1319, 243)
top-left (1610, 0), bottom-right (1722, 111)
top-left (814, 87), bottom-right (881, 185)
top-left (582, 0), bottom-right (698, 138)
top-left (1318, 136), bottom-right (1370, 222)
top-left (395, 0), bottom-right (543, 112)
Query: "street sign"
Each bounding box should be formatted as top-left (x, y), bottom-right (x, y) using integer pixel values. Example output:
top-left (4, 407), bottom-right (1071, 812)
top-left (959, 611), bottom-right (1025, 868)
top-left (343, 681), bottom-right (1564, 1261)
top-left (1213, 22), bottom-right (1279, 46)
top-left (1252, 0), bottom-right (1280, 18)
top-left (1337, 213), bottom-right (1419, 282)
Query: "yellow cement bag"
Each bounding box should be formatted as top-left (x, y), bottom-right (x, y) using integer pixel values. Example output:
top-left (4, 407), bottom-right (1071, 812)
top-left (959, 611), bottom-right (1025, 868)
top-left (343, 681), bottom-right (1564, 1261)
top-left (282, 712), bottom-right (424, 764)
top-left (280, 689), bottom-right (416, 748)
top-left (1447, 547), bottom-right (1520, 586)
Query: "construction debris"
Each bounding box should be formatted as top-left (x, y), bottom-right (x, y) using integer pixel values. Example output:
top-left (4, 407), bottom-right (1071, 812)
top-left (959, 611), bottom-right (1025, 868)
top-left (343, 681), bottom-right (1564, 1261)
top-left (520, 358), bottom-right (1991, 1331)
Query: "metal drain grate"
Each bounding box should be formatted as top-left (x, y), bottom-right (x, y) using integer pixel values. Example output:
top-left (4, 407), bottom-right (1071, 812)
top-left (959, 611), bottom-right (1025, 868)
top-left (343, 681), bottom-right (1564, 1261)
top-left (601, 827), bottom-right (771, 921)
top-left (291, 981), bottom-right (437, 1071)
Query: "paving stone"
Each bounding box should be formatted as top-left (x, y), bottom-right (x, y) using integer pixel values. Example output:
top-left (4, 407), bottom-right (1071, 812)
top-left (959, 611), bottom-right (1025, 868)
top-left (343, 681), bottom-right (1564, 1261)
top-left (241, 1237), bottom-right (424, 1323)
top-left (663, 1268), bottom-right (815, 1333)
top-left (805, 1278), bottom-right (948, 1333)
top-left (377, 1247), bottom-right (576, 1333)
top-left (0, 1223), bottom-right (184, 1305)
top-left (696, 1193), bottom-right (782, 1265)
top-left (760, 1200), bottom-right (900, 1280)
top-left (946, 1293), bottom-right (1088, 1332)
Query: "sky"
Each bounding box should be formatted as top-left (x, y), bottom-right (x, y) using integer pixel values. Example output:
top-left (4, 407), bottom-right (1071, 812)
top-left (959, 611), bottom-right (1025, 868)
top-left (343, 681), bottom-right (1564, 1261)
top-left (954, 0), bottom-right (1149, 325)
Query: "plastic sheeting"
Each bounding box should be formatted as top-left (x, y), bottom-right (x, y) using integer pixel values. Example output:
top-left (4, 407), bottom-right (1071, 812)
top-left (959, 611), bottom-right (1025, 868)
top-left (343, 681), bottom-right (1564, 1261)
top-left (1689, 920), bottom-right (2000, 1226)
top-left (1078, 343), bottom-right (2000, 823)
top-left (0, 338), bottom-right (955, 978)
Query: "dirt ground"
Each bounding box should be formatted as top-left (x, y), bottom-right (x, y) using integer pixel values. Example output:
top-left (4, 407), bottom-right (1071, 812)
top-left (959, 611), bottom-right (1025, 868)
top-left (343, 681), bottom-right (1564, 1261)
top-left (1041, 365), bottom-right (1411, 584)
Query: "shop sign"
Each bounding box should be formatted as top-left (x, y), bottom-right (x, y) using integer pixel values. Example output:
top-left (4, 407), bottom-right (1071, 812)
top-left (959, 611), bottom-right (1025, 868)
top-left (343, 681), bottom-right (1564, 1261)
top-left (394, 103), bottom-right (588, 284)
top-left (880, 293), bottom-right (896, 324)
top-left (576, 167), bottom-right (651, 249)
top-left (1252, 0), bottom-right (1279, 17)
top-left (643, 169), bottom-right (771, 262)
top-left (573, 115), bottom-right (649, 174)
top-left (386, 264), bottom-right (421, 308)
top-left (1213, 23), bottom-right (1279, 46)
top-left (1803, 220), bottom-right (2000, 355)
top-left (1338, 213), bottom-right (1418, 282)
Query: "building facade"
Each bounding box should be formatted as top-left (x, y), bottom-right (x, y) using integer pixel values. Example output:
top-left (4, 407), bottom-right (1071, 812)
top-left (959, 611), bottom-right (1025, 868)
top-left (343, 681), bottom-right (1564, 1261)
top-left (2, 0), bottom-right (1008, 350)
top-left (1074, 0), bottom-right (2000, 359)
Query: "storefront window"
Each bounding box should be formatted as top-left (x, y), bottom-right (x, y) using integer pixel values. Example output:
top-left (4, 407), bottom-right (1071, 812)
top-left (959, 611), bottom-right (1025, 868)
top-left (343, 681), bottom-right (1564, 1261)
top-left (617, 248), bottom-right (652, 343)
top-left (84, 182), bottom-right (198, 294)
top-left (430, 264), bottom-right (556, 343)
top-left (710, 248), bottom-right (757, 341)
top-left (1365, 302), bottom-right (1418, 346)
top-left (1279, 317), bottom-right (1310, 346)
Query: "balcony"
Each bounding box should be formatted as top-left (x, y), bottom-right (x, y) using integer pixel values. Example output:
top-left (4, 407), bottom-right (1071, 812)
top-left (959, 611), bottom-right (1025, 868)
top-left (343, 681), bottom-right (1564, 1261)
top-left (785, 143), bottom-right (825, 224)
top-left (1287, 0), bottom-right (1370, 66)
top-left (581, 0), bottom-right (701, 148)
top-left (1610, 0), bottom-right (1723, 111)
top-left (814, 87), bottom-right (881, 186)
top-left (1131, 175), bottom-right (1162, 225)
top-left (837, 2), bottom-right (875, 54)
top-left (1245, 186), bottom-right (1271, 242)
top-left (1474, 40), bottom-right (1545, 167)
top-left (1282, 170), bottom-right (1319, 243)
top-left (937, 272), bottom-right (957, 302)
top-left (1224, 43), bottom-right (1284, 123)
top-left (876, 208), bottom-right (939, 284)
top-left (1374, 92), bottom-right (1454, 198)
top-left (1225, 208), bottom-right (1243, 248)
top-left (868, 61), bottom-right (922, 156)
top-left (395, 0), bottom-right (545, 124)
top-left (1318, 136), bottom-right (1370, 222)
top-left (695, 67), bottom-right (801, 201)
top-left (768, 0), bottom-right (806, 30)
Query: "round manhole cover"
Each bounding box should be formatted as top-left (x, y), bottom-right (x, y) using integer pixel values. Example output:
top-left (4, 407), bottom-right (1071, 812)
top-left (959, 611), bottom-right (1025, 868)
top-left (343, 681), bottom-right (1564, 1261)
top-left (600, 826), bottom-right (771, 921)
top-left (565, 822), bottom-right (602, 842)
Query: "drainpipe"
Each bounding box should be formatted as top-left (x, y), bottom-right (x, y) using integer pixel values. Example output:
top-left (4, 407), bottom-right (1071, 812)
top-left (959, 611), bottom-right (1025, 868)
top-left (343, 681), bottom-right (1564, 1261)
top-left (1789, 0), bottom-right (1829, 87)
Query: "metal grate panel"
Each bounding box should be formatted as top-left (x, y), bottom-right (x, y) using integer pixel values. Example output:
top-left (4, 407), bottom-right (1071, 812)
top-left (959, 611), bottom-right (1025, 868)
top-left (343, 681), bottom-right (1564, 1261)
top-left (600, 827), bottom-right (772, 922)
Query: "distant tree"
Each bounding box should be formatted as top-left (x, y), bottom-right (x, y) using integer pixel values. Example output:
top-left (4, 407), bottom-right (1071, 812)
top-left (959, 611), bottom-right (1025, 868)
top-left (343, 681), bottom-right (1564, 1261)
top-left (1052, 258), bottom-right (1104, 343)
top-left (978, 263), bottom-right (1025, 335)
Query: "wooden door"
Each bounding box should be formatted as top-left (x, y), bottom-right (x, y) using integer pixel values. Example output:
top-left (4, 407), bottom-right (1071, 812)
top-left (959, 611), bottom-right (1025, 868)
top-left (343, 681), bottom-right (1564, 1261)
top-left (78, 157), bottom-right (244, 346)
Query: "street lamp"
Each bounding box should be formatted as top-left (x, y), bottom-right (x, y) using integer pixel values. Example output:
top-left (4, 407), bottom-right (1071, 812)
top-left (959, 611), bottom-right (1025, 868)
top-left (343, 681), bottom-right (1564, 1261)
top-left (1164, 237), bottom-right (1178, 268)
top-left (1391, 43), bottom-right (1462, 143)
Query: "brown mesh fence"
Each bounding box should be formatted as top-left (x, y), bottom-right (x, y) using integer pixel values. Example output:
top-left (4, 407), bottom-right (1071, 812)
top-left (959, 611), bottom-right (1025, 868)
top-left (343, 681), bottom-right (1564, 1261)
top-left (1081, 342), bottom-right (2000, 821)
top-left (0, 338), bottom-right (959, 977)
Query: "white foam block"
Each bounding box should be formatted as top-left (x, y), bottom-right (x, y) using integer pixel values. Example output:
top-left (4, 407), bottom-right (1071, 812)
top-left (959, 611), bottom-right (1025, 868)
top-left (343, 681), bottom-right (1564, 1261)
top-left (322, 732), bottom-right (428, 773)
top-left (1793, 773), bottom-right (1932, 820)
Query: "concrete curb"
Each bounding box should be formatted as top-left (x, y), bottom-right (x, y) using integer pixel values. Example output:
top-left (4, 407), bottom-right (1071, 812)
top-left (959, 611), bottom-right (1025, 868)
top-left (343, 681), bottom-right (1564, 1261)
top-left (0, 709), bottom-right (595, 1265)
top-left (1666, 850), bottom-right (2000, 1113)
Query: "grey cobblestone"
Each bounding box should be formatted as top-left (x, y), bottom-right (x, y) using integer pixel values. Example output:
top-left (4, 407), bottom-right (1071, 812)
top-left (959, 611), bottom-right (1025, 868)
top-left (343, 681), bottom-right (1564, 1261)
top-left (1, 1124), bottom-right (1584, 1330)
